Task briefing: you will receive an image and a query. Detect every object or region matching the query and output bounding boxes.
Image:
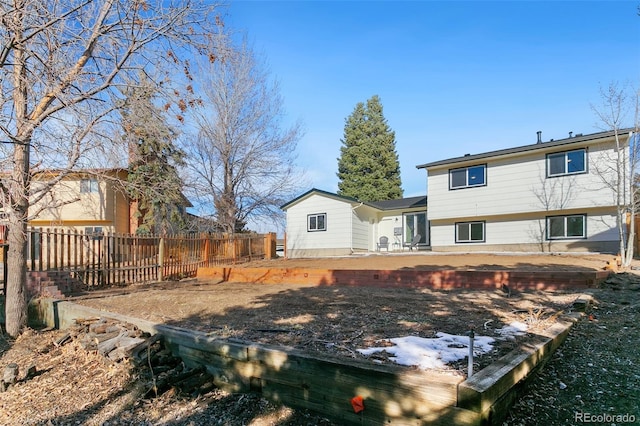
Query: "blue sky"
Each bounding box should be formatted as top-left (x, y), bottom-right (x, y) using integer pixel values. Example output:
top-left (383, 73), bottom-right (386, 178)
top-left (225, 1), bottom-right (640, 198)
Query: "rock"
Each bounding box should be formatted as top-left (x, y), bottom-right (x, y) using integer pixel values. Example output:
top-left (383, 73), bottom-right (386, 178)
top-left (3, 363), bottom-right (18, 385)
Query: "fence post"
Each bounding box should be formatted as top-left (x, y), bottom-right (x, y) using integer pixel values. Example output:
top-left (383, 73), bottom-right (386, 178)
top-left (158, 236), bottom-right (165, 281)
top-left (264, 232), bottom-right (276, 259)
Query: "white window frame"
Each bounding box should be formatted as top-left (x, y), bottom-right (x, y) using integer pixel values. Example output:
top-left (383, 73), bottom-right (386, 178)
top-left (546, 214), bottom-right (586, 240)
top-left (85, 226), bottom-right (104, 240)
top-left (546, 148), bottom-right (587, 178)
top-left (307, 213), bottom-right (326, 232)
top-left (449, 164), bottom-right (487, 189)
top-left (455, 221), bottom-right (485, 243)
top-left (80, 178), bottom-right (99, 193)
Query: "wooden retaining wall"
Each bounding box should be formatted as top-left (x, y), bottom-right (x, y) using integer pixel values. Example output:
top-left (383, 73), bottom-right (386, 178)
top-left (33, 299), bottom-right (581, 425)
top-left (197, 267), bottom-right (611, 290)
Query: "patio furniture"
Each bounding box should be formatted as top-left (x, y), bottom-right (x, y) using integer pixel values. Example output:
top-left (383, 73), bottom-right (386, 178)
top-left (377, 236), bottom-right (389, 251)
top-left (408, 233), bottom-right (421, 251)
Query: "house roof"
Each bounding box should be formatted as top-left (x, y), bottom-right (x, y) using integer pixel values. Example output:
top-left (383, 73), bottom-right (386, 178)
top-left (281, 188), bottom-right (427, 211)
top-left (416, 128), bottom-right (635, 170)
top-left (368, 195), bottom-right (427, 210)
top-left (281, 188), bottom-right (361, 210)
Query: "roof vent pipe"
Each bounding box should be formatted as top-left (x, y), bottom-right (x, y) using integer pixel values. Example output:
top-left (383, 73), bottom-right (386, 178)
top-left (537, 131), bottom-right (542, 144)
top-left (569, 131), bottom-right (573, 138)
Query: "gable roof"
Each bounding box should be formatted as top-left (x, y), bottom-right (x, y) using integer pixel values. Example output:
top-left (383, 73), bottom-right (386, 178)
top-left (281, 188), bottom-right (362, 210)
top-left (281, 188), bottom-right (427, 211)
top-left (416, 128), bottom-right (635, 170)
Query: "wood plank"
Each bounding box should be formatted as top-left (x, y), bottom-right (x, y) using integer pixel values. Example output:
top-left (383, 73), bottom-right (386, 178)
top-left (159, 327), bottom-right (249, 361)
top-left (458, 318), bottom-right (573, 413)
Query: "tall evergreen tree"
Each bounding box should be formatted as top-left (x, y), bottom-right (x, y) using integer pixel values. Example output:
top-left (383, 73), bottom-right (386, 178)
top-left (121, 75), bottom-right (187, 235)
top-left (337, 95), bottom-right (403, 201)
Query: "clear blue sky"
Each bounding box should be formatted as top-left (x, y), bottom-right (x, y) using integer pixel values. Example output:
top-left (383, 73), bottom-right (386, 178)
top-left (225, 1), bottom-right (640, 198)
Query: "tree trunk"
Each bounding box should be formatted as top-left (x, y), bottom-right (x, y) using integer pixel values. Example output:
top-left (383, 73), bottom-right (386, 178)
top-left (5, 4), bottom-right (31, 337)
top-left (5, 172), bottom-right (29, 337)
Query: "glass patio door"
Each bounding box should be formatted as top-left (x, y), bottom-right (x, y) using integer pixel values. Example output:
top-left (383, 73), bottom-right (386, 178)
top-left (404, 212), bottom-right (428, 246)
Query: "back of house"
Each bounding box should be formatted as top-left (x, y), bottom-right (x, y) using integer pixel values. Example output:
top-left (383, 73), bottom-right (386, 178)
top-left (417, 129), bottom-right (634, 253)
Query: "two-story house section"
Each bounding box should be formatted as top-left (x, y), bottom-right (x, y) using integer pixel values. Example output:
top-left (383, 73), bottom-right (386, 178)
top-left (29, 169), bottom-right (131, 235)
top-left (416, 129), bottom-right (634, 253)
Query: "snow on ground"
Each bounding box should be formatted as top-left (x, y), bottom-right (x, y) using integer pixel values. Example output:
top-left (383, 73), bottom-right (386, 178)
top-left (358, 322), bottom-right (529, 370)
top-left (495, 321), bottom-right (528, 340)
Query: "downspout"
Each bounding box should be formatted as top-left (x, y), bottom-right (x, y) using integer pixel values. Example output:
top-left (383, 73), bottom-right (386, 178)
top-left (351, 202), bottom-right (363, 254)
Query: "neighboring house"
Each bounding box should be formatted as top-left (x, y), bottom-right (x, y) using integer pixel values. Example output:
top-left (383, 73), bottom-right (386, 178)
top-left (1, 168), bottom-right (193, 236)
top-left (417, 129), bottom-right (634, 253)
top-left (28, 169), bottom-right (131, 235)
top-left (281, 188), bottom-right (427, 258)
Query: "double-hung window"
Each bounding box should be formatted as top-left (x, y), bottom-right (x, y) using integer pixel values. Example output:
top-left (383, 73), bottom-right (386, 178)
top-left (455, 221), bottom-right (485, 243)
top-left (450, 164), bottom-right (486, 189)
top-left (307, 213), bottom-right (326, 232)
top-left (546, 149), bottom-right (586, 177)
top-left (547, 214), bottom-right (586, 239)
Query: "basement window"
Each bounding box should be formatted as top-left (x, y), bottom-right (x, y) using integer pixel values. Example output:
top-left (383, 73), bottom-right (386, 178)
top-left (455, 221), bottom-right (485, 243)
top-left (547, 214), bottom-right (586, 239)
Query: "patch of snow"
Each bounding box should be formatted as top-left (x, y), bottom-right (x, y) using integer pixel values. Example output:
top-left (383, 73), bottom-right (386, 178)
top-left (357, 332), bottom-right (495, 370)
top-left (495, 321), bottom-right (528, 339)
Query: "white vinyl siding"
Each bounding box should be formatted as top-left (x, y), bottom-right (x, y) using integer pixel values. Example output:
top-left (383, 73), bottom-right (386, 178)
top-left (351, 212), bottom-right (371, 250)
top-left (429, 211), bottom-right (617, 251)
top-left (427, 141), bottom-right (619, 221)
top-left (286, 195), bottom-right (353, 252)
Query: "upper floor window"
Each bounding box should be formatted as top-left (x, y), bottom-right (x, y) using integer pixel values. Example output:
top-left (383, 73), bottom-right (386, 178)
top-left (547, 149), bottom-right (586, 177)
top-left (450, 164), bottom-right (486, 189)
top-left (80, 178), bottom-right (99, 193)
top-left (547, 214), bottom-right (586, 239)
top-left (455, 221), bottom-right (485, 243)
top-left (85, 226), bottom-right (103, 240)
top-left (308, 213), bottom-right (326, 232)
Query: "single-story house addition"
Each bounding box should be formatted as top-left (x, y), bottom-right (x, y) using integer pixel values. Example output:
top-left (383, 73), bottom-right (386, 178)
top-left (281, 189), bottom-right (428, 258)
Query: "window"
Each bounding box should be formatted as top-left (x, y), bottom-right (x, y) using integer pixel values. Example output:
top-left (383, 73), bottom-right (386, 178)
top-left (547, 214), bottom-right (586, 239)
top-left (456, 221), bottom-right (485, 243)
top-left (307, 213), bottom-right (326, 232)
top-left (80, 178), bottom-right (99, 193)
top-left (85, 226), bottom-right (103, 240)
top-left (450, 164), bottom-right (486, 189)
top-left (547, 149), bottom-right (586, 177)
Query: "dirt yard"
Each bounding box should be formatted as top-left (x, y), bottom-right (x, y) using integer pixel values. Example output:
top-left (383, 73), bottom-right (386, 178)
top-left (71, 253), bottom-right (616, 374)
top-left (238, 251), bottom-right (617, 271)
top-left (0, 252), bottom-right (637, 425)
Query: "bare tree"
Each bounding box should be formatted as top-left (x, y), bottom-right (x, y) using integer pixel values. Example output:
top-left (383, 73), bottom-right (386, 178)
top-left (182, 33), bottom-right (304, 233)
top-left (591, 83), bottom-right (640, 269)
top-left (529, 169), bottom-right (577, 251)
top-left (0, 0), bottom-right (220, 336)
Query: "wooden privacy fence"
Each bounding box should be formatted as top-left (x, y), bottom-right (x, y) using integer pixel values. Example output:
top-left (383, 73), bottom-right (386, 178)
top-left (26, 228), bottom-right (269, 288)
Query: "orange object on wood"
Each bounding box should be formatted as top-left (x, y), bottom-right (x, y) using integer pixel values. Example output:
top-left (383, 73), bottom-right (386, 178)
top-left (350, 395), bottom-right (365, 413)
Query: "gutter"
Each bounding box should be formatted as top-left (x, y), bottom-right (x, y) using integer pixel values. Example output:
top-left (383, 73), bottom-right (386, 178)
top-left (350, 202), bottom-right (364, 254)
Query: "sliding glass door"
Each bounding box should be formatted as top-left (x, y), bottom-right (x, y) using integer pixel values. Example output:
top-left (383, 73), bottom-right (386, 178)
top-left (404, 212), bottom-right (428, 246)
